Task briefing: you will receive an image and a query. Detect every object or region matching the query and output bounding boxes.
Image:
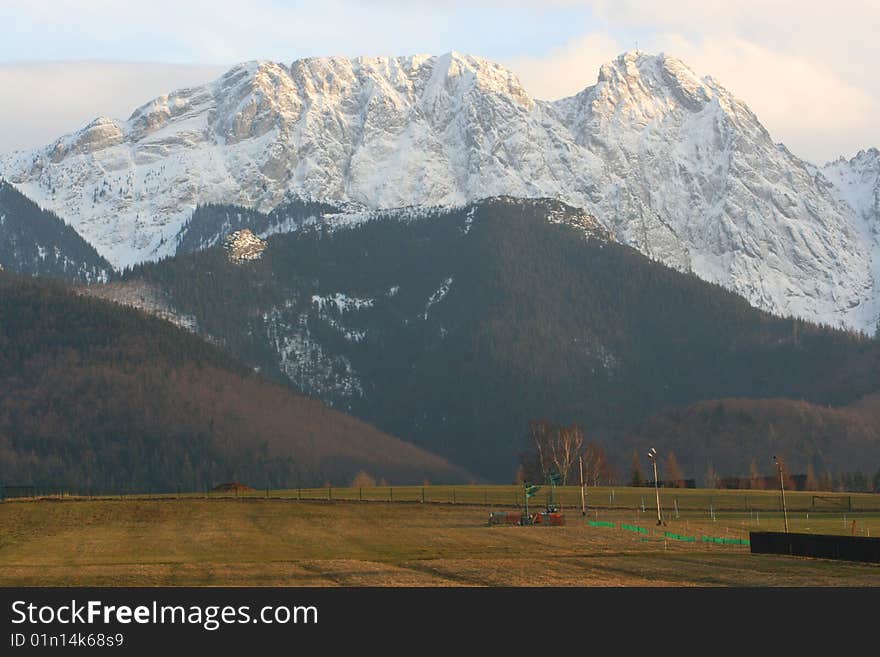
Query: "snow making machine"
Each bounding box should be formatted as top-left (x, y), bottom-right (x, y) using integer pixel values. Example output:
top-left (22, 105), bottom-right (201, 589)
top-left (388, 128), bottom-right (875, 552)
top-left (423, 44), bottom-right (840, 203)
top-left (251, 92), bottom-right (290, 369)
top-left (487, 475), bottom-right (566, 526)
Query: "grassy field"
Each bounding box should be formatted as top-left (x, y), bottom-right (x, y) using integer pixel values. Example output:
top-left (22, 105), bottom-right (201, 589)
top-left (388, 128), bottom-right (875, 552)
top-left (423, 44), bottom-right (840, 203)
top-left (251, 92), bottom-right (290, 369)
top-left (1, 489), bottom-right (879, 586)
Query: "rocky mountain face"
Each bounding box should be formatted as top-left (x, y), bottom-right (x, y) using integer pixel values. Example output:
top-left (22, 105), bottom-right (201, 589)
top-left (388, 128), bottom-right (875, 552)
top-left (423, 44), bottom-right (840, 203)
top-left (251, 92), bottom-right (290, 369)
top-left (1, 51), bottom-right (877, 331)
top-left (0, 180), bottom-right (111, 283)
top-left (822, 148), bottom-right (880, 225)
top-left (821, 148), bottom-right (880, 330)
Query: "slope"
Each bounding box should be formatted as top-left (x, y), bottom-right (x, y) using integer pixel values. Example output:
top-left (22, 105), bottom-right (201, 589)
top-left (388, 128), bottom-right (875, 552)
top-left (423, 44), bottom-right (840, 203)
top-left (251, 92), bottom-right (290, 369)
top-left (0, 271), bottom-right (469, 491)
top-left (126, 198), bottom-right (880, 481)
top-left (625, 395), bottom-right (880, 485)
top-left (0, 180), bottom-right (111, 283)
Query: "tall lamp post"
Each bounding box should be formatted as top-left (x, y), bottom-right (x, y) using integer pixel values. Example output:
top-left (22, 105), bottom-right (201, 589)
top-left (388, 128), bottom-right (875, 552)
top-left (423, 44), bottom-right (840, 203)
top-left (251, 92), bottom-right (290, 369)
top-left (773, 455), bottom-right (789, 533)
top-left (579, 455), bottom-right (586, 516)
top-left (647, 447), bottom-right (663, 526)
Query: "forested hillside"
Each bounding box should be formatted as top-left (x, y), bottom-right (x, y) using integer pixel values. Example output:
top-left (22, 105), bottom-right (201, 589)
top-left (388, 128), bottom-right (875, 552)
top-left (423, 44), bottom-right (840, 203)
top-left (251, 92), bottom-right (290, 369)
top-left (624, 396), bottom-right (880, 487)
top-left (128, 198), bottom-right (880, 480)
top-left (175, 197), bottom-right (340, 256)
top-left (0, 181), bottom-right (111, 283)
top-left (0, 272), bottom-right (468, 491)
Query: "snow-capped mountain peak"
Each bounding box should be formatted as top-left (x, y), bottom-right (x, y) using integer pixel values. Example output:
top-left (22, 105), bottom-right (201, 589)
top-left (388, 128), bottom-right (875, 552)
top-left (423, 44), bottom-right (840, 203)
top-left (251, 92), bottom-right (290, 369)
top-left (596, 51), bottom-right (714, 113)
top-left (822, 148), bottom-right (880, 222)
top-left (1, 51), bottom-right (877, 332)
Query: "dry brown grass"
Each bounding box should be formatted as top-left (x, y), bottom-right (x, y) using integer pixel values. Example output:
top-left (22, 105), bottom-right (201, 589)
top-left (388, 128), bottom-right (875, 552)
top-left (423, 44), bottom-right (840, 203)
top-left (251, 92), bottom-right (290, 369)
top-left (0, 498), bottom-right (877, 586)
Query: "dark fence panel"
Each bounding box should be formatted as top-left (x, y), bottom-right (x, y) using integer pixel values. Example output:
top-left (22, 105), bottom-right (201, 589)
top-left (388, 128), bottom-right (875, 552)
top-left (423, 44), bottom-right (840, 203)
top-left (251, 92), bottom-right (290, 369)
top-left (750, 531), bottom-right (880, 563)
top-left (0, 485), bottom-right (37, 499)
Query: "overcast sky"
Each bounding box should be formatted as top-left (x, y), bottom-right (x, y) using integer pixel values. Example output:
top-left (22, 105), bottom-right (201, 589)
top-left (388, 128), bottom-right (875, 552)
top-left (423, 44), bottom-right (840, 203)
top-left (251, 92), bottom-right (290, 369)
top-left (1, 0), bottom-right (877, 164)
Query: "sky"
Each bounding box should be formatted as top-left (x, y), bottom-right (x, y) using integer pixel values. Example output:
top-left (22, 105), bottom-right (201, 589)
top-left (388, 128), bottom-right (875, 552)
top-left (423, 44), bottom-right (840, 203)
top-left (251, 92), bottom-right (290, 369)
top-left (0, 0), bottom-right (877, 164)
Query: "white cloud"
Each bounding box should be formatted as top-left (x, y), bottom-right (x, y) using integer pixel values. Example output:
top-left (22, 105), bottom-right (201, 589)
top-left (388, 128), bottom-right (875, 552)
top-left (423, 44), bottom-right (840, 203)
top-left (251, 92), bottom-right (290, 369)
top-left (503, 33), bottom-right (622, 100)
top-left (0, 1), bottom-right (876, 162)
top-left (0, 61), bottom-right (226, 153)
top-left (503, 0), bottom-right (880, 163)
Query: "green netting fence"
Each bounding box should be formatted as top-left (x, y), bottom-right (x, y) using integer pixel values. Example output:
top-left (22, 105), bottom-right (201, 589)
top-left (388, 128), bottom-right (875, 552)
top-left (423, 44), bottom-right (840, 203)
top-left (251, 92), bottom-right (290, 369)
top-left (585, 521), bottom-right (748, 546)
top-left (702, 535), bottom-right (750, 546)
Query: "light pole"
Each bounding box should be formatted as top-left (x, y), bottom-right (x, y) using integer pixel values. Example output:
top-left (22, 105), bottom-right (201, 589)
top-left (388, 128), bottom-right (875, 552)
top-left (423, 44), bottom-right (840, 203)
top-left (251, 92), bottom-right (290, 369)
top-left (579, 455), bottom-right (586, 516)
top-left (647, 447), bottom-right (663, 526)
top-left (773, 455), bottom-right (789, 533)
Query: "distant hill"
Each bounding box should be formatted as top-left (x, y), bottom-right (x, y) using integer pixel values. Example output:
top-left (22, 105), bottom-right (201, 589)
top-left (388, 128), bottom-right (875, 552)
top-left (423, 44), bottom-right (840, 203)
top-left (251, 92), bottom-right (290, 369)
top-left (624, 396), bottom-right (880, 486)
top-left (0, 180), bottom-right (111, 283)
top-left (0, 271), bottom-right (469, 491)
top-left (125, 197), bottom-right (880, 481)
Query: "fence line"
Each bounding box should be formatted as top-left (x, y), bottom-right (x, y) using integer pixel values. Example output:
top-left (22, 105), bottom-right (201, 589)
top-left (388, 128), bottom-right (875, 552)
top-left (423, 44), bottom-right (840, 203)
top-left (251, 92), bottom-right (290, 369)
top-left (3, 484), bottom-right (880, 512)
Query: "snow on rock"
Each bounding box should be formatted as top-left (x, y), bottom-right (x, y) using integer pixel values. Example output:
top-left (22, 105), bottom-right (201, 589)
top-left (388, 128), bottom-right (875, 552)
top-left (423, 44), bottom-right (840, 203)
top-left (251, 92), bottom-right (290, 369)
top-left (820, 148), bottom-right (880, 330)
top-left (310, 292), bottom-right (374, 343)
top-left (422, 276), bottom-right (453, 319)
top-left (263, 305), bottom-right (363, 400)
top-left (223, 228), bottom-right (266, 263)
top-left (822, 149), bottom-right (880, 222)
top-left (1, 51), bottom-right (877, 331)
top-left (311, 292), bottom-right (374, 313)
top-left (78, 279), bottom-right (200, 333)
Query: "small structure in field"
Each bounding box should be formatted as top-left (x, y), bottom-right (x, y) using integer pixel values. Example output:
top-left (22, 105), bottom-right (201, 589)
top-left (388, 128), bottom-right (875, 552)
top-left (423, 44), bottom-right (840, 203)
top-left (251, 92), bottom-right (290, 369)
top-left (487, 479), bottom-right (566, 526)
top-left (211, 482), bottom-right (256, 494)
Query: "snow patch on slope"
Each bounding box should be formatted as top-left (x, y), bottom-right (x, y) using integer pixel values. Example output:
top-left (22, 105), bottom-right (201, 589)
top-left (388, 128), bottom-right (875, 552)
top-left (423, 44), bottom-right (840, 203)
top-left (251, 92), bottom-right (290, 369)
top-left (263, 304), bottom-right (363, 401)
top-left (421, 276), bottom-right (453, 319)
top-left (311, 292), bottom-right (374, 313)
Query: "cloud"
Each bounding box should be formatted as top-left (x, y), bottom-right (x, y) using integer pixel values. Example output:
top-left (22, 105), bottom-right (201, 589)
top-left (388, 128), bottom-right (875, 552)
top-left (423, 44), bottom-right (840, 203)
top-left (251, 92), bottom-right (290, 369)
top-left (503, 33), bottom-right (622, 100)
top-left (0, 1), bottom-right (876, 162)
top-left (504, 1), bottom-right (880, 160)
top-left (0, 61), bottom-right (226, 154)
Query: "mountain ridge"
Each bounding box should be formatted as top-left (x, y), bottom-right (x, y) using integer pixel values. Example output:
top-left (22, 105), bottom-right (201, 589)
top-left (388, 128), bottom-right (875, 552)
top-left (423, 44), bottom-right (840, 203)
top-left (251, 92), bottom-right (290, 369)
top-left (1, 50), bottom-right (878, 332)
top-left (118, 197), bottom-right (880, 480)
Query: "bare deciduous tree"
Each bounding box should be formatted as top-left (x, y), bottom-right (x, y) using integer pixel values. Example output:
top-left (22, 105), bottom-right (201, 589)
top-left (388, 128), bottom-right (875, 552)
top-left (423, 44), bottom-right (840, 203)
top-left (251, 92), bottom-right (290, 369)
top-left (805, 464), bottom-right (819, 491)
top-left (705, 462), bottom-right (720, 489)
top-left (582, 441), bottom-right (610, 486)
top-left (750, 459), bottom-right (766, 490)
top-left (664, 451), bottom-right (684, 488)
top-left (351, 470), bottom-right (376, 487)
top-left (528, 420), bottom-right (584, 484)
top-left (630, 450), bottom-right (645, 487)
top-left (529, 419), bottom-right (553, 481)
